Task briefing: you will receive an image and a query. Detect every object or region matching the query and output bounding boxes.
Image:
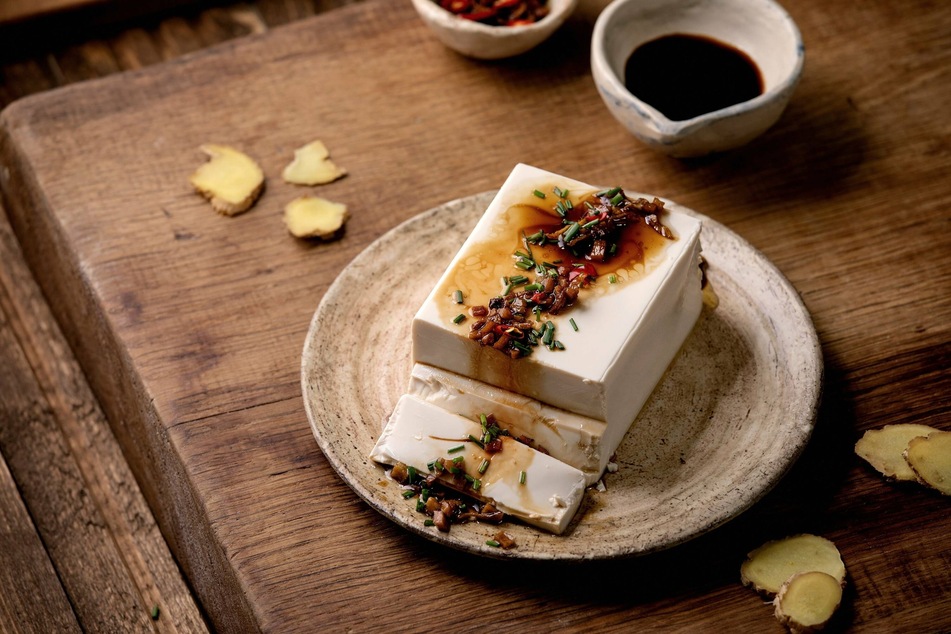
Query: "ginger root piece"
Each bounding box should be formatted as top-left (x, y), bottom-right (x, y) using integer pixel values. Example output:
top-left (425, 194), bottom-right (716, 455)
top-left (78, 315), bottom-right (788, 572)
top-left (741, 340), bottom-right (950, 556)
top-left (740, 534), bottom-right (846, 597)
top-left (773, 571), bottom-right (843, 633)
top-left (189, 144), bottom-right (265, 216)
top-left (283, 195), bottom-right (349, 239)
top-left (854, 423), bottom-right (939, 481)
top-left (904, 430), bottom-right (951, 495)
top-left (282, 140), bottom-right (346, 185)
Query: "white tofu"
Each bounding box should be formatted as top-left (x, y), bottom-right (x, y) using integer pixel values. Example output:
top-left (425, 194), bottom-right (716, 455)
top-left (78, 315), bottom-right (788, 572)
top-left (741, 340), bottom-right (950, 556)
top-left (370, 394), bottom-right (586, 535)
top-left (413, 163), bottom-right (703, 457)
top-left (408, 363), bottom-right (609, 485)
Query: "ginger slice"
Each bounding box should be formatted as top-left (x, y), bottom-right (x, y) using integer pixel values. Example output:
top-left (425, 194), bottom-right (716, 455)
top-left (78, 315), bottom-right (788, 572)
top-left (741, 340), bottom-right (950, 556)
top-left (740, 534), bottom-right (846, 597)
top-left (189, 144), bottom-right (265, 216)
top-left (903, 430), bottom-right (951, 495)
top-left (283, 195), bottom-right (349, 239)
top-left (854, 423), bottom-right (940, 481)
top-left (773, 571), bottom-right (843, 633)
top-left (282, 140), bottom-right (346, 185)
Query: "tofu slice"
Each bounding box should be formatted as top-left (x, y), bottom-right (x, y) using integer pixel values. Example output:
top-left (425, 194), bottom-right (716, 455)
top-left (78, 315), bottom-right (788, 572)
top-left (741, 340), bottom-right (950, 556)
top-left (408, 363), bottom-right (610, 485)
top-left (412, 163), bottom-right (703, 453)
top-left (370, 394), bottom-right (586, 535)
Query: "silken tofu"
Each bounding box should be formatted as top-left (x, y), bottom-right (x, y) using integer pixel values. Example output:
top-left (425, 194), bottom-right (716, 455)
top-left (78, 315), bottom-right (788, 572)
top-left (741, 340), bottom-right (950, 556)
top-left (370, 394), bottom-right (586, 534)
top-left (412, 163), bottom-right (703, 460)
top-left (408, 363), bottom-right (610, 485)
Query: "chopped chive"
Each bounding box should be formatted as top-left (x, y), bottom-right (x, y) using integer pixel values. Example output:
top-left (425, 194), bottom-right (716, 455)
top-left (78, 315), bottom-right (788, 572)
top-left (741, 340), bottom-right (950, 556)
top-left (502, 283), bottom-right (514, 296)
top-left (542, 321), bottom-right (555, 346)
top-left (452, 313), bottom-right (466, 324)
top-left (448, 444), bottom-right (465, 454)
top-left (523, 283), bottom-right (542, 292)
top-left (486, 539), bottom-right (501, 547)
top-left (421, 488), bottom-right (430, 501)
top-left (151, 605), bottom-right (160, 621)
top-left (467, 434), bottom-right (485, 448)
top-left (569, 318), bottom-right (578, 331)
top-left (464, 473), bottom-right (476, 484)
top-left (514, 259), bottom-right (533, 270)
top-left (598, 186), bottom-right (621, 198)
top-left (563, 222), bottom-right (580, 242)
top-left (424, 519), bottom-right (435, 526)
top-left (555, 200), bottom-right (571, 217)
top-left (608, 242), bottom-right (618, 255)
top-left (514, 250), bottom-right (531, 259)
top-left (512, 340), bottom-right (532, 354)
top-left (533, 305), bottom-right (542, 320)
top-left (453, 455), bottom-right (465, 464)
top-left (528, 230), bottom-right (545, 243)
top-left (478, 459), bottom-right (489, 474)
top-left (402, 489), bottom-right (416, 499)
top-left (479, 413), bottom-right (488, 427)
top-left (448, 466), bottom-right (461, 474)
top-left (582, 219), bottom-right (599, 229)
top-left (609, 274), bottom-right (618, 284)
top-left (509, 274), bottom-right (529, 285)
top-left (407, 466), bottom-right (418, 482)
top-left (471, 479), bottom-right (482, 491)
top-left (453, 289), bottom-right (464, 304)
top-left (611, 192), bottom-right (624, 206)
top-left (554, 340), bottom-right (565, 350)
top-left (533, 189), bottom-right (546, 199)
top-left (416, 499), bottom-right (425, 512)
top-left (519, 470), bottom-right (527, 485)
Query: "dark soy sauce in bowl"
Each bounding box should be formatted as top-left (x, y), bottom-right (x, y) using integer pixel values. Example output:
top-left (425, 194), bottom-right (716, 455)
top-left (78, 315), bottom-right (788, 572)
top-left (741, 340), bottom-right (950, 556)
top-left (624, 33), bottom-right (763, 121)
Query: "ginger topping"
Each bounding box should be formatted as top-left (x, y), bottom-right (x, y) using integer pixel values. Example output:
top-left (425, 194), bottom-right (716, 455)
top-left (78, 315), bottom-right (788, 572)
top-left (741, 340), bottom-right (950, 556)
top-left (283, 195), bottom-right (349, 239)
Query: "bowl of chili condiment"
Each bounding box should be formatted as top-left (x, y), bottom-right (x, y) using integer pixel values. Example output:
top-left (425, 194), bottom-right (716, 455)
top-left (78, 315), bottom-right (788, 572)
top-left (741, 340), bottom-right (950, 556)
top-left (590, 0), bottom-right (804, 157)
top-left (411, 0), bottom-right (579, 59)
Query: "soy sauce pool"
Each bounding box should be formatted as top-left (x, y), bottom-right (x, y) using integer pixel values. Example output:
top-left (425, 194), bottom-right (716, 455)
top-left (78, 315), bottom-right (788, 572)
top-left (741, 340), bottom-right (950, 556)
top-left (624, 33), bottom-right (763, 121)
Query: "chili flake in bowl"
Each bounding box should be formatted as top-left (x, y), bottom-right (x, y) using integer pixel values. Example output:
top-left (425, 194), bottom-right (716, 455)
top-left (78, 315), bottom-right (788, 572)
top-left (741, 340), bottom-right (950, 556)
top-left (411, 0), bottom-right (578, 59)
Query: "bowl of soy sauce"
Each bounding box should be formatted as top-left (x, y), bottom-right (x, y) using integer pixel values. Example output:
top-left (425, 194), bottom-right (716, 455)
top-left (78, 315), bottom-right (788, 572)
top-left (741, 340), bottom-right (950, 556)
top-left (590, 0), bottom-right (804, 157)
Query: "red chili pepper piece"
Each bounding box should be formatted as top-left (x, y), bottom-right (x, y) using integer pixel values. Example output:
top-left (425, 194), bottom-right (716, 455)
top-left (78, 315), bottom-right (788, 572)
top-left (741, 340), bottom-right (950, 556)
top-left (494, 0), bottom-right (521, 8)
top-left (460, 8), bottom-right (497, 20)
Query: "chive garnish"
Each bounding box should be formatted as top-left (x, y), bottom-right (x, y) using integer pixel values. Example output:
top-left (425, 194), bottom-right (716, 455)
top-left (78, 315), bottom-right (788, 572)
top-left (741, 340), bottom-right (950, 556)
top-left (514, 259), bottom-right (533, 270)
top-left (448, 445), bottom-right (465, 454)
top-left (523, 283), bottom-right (542, 292)
top-left (453, 289), bottom-right (464, 304)
top-left (514, 250), bottom-right (530, 259)
top-left (554, 340), bottom-right (565, 350)
top-left (467, 434), bottom-right (485, 448)
top-left (555, 200), bottom-right (571, 217)
top-left (478, 459), bottom-right (489, 474)
top-left (479, 413), bottom-right (488, 427)
top-left (582, 219), bottom-right (599, 229)
top-left (486, 539), bottom-right (501, 547)
top-left (542, 321), bottom-right (555, 346)
top-left (453, 455), bottom-right (465, 464)
top-left (598, 186), bottom-right (621, 198)
top-left (553, 186), bottom-right (567, 198)
top-left (569, 318), bottom-right (578, 331)
top-left (609, 274), bottom-right (618, 284)
top-left (533, 189), bottom-right (546, 199)
top-left (424, 519), bottom-right (435, 526)
top-left (609, 242), bottom-right (618, 255)
top-left (452, 313), bottom-right (465, 324)
top-left (512, 340), bottom-right (532, 355)
top-left (519, 470), bottom-right (527, 485)
top-left (151, 605), bottom-right (160, 621)
top-left (563, 222), bottom-right (580, 242)
top-left (402, 489), bottom-right (416, 499)
top-left (611, 192), bottom-right (624, 206)
top-left (416, 500), bottom-right (425, 512)
top-left (509, 274), bottom-right (529, 285)
top-left (471, 479), bottom-right (482, 491)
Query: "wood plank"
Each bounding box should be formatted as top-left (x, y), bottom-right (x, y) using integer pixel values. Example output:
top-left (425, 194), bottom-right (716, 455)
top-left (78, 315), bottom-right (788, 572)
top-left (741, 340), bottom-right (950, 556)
top-left (0, 206), bottom-right (208, 632)
top-left (0, 450), bottom-right (81, 633)
top-left (0, 0), bottom-right (948, 631)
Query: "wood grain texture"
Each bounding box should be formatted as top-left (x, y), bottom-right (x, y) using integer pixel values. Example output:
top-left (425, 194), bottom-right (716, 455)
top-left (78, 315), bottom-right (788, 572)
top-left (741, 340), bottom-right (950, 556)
top-left (0, 207), bottom-right (209, 632)
top-left (0, 0), bottom-right (949, 632)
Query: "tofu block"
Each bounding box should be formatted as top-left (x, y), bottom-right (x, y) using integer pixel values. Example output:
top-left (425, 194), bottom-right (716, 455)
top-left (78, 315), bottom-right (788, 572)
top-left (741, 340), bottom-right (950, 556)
top-left (413, 163), bottom-right (703, 453)
top-left (408, 363), bottom-right (609, 485)
top-left (370, 394), bottom-right (586, 534)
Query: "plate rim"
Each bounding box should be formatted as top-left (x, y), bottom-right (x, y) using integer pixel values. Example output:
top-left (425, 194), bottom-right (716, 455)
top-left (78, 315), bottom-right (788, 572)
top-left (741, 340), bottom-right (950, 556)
top-left (301, 190), bottom-right (822, 560)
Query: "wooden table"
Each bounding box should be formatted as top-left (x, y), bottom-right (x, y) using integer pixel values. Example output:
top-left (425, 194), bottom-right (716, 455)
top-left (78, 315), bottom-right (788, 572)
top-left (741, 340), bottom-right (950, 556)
top-left (0, 0), bottom-right (948, 631)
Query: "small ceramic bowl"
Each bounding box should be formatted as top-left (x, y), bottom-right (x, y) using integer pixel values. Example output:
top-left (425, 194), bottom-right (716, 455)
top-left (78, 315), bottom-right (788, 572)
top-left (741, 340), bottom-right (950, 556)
top-left (411, 0), bottom-right (579, 60)
top-left (590, 0), bottom-right (804, 157)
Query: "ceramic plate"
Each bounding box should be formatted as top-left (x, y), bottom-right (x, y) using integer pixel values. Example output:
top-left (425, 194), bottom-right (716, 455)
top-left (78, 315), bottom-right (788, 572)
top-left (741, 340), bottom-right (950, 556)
top-left (301, 192), bottom-right (821, 560)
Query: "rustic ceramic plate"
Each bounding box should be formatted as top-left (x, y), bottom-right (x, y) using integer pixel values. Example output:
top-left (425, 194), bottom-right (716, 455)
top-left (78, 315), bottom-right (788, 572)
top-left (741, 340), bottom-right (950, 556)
top-left (302, 191), bottom-right (821, 560)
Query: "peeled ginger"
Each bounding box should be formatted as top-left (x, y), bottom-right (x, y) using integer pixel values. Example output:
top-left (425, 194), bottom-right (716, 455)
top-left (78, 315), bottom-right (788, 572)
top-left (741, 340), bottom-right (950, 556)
top-left (774, 571), bottom-right (843, 633)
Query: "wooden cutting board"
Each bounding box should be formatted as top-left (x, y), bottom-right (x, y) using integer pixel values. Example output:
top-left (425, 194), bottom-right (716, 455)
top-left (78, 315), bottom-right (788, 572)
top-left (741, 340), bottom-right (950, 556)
top-left (2, 0), bottom-right (949, 631)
